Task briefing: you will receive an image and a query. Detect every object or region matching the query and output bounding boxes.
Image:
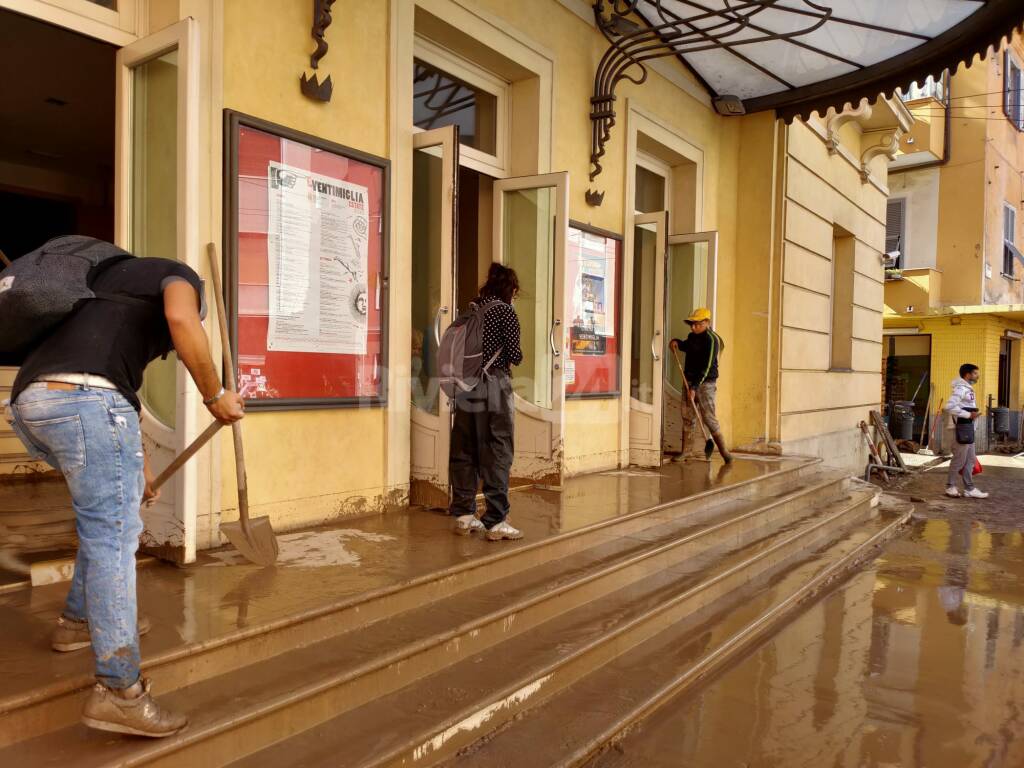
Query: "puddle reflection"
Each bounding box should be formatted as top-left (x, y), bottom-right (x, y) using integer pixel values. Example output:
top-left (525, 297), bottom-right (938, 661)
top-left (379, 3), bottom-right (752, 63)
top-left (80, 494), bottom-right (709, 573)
top-left (593, 517), bottom-right (1024, 768)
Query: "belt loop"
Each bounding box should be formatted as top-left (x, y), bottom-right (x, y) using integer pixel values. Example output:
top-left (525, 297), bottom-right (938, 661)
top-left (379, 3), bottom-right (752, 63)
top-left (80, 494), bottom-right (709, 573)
top-left (82, 373), bottom-right (90, 391)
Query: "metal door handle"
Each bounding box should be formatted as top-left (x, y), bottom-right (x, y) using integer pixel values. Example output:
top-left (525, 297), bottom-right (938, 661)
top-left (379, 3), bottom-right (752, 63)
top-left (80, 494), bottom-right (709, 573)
top-left (549, 319), bottom-right (561, 357)
top-left (651, 330), bottom-right (661, 362)
top-left (434, 306), bottom-right (449, 346)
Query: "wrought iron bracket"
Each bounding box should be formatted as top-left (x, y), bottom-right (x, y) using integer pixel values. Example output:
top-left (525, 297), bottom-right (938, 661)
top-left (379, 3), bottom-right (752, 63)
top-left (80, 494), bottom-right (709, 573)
top-left (587, 0), bottom-right (835, 206)
top-left (300, 0), bottom-right (338, 102)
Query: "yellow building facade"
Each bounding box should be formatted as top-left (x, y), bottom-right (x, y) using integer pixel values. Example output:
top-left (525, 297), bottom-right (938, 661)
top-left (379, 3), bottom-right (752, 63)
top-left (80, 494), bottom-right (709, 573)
top-left (885, 33), bottom-right (1024, 449)
top-left (0, 0), bottom-right (918, 562)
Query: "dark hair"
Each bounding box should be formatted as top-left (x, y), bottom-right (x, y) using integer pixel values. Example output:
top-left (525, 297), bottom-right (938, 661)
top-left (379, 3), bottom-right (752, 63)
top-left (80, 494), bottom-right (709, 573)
top-left (959, 363), bottom-right (979, 378)
top-left (480, 263), bottom-right (520, 304)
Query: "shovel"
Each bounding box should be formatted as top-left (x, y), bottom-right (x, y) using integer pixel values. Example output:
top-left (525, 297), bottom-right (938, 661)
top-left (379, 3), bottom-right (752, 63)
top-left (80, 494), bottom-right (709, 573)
top-left (670, 347), bottom-right (714, 460)
top-left (207, 242), bottom-right (279, 566)
top-left (149, 420), bottom-right (225, 493)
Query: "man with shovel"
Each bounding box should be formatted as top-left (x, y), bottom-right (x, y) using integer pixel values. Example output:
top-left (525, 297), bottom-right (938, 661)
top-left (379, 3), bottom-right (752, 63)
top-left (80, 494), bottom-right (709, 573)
top-left (669, 308), bottom-right (731, 463)
top-left (6, 250), bottom-right (244, 737)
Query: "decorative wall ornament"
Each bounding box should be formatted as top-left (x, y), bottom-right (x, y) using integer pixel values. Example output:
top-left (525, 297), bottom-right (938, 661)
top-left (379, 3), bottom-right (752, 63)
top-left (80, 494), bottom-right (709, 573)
top-left (300, 0), bottom-right (338, 102)
top-left (860, 132), bottom-right (903, 182)
top-left (823, 104), bottom-right (872, 156)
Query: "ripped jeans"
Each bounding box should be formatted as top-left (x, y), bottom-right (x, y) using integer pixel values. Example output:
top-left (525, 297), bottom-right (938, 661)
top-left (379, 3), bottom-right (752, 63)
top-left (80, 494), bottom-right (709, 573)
top-left (7, 384), bottom-right (145, 688)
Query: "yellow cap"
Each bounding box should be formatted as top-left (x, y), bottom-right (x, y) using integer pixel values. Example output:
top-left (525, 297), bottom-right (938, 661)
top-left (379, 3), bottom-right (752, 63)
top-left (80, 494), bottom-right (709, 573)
top-left (685, 307), bottom-right (712, 324)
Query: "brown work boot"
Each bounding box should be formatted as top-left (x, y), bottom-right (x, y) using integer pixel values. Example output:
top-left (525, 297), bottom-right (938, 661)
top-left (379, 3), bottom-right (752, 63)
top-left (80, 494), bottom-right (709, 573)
top-left (82, 678), bottom-right (188, 738)
top-left (52, 614), bottom-right (152, 652)
top-left (711, 431), bottom-right (733, 464)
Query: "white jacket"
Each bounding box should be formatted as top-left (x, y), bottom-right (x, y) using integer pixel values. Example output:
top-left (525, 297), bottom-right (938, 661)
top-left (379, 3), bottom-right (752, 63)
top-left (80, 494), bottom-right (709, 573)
top-left (944, 377), bottom-right (977, 423)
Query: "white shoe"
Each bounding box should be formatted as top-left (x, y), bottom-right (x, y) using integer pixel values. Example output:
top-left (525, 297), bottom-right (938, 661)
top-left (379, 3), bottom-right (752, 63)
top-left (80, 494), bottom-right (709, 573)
top-left (945, 486), bottom-right (960, 498)
top-left (454, 515), bottom-right (484, 535)
top-left (485, 521), bottom-right (523, 542)
top-left (963, 488), bottom-right (989, 499)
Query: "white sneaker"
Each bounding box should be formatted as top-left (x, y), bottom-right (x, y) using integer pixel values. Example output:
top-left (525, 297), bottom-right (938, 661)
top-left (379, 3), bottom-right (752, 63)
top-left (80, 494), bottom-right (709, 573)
top-left (945, 486), bottom-right (961, 498)
top-left (964, 488), bottom-right (989, 499)
top-left (454, 515), bottom-right (484, 535)
top-left (485, 521), bottom-right (523, 542)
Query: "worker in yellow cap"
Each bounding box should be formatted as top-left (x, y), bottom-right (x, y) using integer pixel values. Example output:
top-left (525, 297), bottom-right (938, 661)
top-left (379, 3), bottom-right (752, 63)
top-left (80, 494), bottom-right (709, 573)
top-left (669, 307), bottom-right (731, 462)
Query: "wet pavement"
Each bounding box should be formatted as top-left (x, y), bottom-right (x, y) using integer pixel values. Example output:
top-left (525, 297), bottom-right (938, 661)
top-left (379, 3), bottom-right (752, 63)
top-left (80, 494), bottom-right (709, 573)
top-left (590, 454), bottom-right (1024, 768)
top-left (0, 456), bottom-right (803, 711)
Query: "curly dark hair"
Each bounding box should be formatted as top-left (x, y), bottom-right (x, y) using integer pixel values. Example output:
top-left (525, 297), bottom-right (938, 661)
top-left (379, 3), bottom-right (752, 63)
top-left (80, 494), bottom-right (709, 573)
top-left (480, 263), bottom-right (520, 304)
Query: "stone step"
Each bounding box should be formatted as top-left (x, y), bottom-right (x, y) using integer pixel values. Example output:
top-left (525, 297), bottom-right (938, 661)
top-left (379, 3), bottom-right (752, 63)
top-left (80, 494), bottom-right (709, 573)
top-left (219, 488), bottom-right (880, 768)
top-left (0, 453), bottom-right (47, 475)
top-left (0, 467), bottom-right (844, 766)
top-left (441, 508), bottom-right (910, 768)
top-left (0, 459), bottom-right (821, 747)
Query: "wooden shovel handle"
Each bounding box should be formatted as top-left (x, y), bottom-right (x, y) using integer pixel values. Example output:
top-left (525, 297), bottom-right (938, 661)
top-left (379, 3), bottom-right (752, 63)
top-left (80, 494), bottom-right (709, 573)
top-left (206, 243), bottom-right (251, 531)
top-left (670, 347), bottom-right (709, 440)
top-left (150, 420), bottom-right (224, 491)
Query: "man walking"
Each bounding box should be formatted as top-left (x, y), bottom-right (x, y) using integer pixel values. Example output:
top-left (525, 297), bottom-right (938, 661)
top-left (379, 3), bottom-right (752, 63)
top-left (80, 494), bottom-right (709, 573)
top-left (4, 242), bottom-right (244, 737)
top-left (669, 307), bottom-right (731, 463)
top-left (943, 363), bottom-right (988, 499)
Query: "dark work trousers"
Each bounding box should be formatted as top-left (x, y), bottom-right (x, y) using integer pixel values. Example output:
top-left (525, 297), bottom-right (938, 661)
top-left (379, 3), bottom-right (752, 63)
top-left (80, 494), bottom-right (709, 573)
top-left (448, 372), bottom-right (515, 529)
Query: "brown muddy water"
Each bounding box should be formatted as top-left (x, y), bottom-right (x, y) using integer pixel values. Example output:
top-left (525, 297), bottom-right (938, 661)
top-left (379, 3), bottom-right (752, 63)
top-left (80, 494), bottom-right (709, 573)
top-left (591, 514), bottom-right (1024, 768)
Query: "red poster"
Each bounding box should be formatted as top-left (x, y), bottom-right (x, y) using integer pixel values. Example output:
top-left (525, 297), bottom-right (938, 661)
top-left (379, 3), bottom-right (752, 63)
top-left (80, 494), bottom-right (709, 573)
top-left (231, 121), bottom-right (387, 404)
top-left (565, 225), bottom-right (621, 397)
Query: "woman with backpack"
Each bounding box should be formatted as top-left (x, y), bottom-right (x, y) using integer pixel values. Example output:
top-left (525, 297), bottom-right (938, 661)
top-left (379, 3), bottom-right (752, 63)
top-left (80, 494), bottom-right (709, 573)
top-left (448, 263), bottom-right (524, 541)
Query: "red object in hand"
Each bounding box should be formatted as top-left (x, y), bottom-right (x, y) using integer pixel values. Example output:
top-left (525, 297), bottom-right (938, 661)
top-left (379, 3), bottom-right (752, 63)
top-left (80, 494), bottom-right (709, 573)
top-left (973, 457), bottom-right (983, 475)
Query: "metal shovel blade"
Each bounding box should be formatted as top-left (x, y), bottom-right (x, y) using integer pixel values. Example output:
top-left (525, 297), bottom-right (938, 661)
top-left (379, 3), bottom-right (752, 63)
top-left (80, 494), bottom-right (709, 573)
top-left (220, 515), bottom-right (279, 567)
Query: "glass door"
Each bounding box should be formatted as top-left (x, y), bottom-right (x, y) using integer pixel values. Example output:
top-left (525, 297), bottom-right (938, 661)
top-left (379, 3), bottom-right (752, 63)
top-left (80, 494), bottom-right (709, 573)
top-left (662, 232), bottom-right (718, 455)
top-left (492, 172), bottom-right (568, 485)
top-left (628, 212), bottom-right (667, 467)
top-left (409, 126), bottom-right (459, 508)
top-left (115, 18), bottom-right (199, 562)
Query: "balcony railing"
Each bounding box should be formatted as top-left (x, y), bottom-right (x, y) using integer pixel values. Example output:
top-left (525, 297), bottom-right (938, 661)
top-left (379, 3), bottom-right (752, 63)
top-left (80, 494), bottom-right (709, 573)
top-left (900, 75), bottom-right (946, 104)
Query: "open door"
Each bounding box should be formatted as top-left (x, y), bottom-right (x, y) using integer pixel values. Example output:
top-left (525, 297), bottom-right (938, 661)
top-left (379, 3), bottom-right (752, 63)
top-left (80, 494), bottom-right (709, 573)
top-left (115, 18), bottom-right (200, 562)
top-left (662, 231), bottom-right (719, 455)
top-left (409, 126), bottom-right (459, 509)
top-left (628, 211), bottom-right (667, 467)
top-left (493, 172), bottom-right (568, 486)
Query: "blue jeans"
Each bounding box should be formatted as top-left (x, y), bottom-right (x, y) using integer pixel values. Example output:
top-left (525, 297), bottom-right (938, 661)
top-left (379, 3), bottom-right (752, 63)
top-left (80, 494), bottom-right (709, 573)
top-left (7, 385), bottom-right (145, 688)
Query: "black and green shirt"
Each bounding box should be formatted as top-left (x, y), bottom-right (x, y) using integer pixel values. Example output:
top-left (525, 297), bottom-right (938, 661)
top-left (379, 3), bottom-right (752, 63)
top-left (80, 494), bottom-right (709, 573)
top-left (671, 329), bottom-right (724, 387)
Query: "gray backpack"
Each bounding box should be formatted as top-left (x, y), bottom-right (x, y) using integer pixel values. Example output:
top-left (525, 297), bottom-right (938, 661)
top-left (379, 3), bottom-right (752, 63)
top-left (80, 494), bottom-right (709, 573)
top-left (438, 300), bottom-right (503, 398)
top-left (0, 236), bottom-right (140, 365)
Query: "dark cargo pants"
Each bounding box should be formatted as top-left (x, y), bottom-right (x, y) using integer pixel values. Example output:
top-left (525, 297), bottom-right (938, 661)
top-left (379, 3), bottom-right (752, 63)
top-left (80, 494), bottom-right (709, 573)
top-left (448, 373), bottom-right (514, 529)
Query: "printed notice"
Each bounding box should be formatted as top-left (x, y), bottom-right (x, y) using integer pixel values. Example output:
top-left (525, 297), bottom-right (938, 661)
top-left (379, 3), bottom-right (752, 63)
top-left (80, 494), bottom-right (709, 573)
top-left (266, 161), bottom-right (370, 355)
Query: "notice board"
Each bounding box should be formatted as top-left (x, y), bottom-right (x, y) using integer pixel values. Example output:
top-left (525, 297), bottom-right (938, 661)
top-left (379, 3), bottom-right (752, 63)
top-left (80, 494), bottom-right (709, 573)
top-left (225, 112), bottom-right (390, 408)
top-left (565, 222), bottom-right (621, 398)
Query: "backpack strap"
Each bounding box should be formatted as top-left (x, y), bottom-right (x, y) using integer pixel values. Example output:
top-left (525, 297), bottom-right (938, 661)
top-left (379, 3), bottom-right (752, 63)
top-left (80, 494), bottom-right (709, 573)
top-left (481, 349), bottom-right (502, 375)
top-left (92, 291), bottom-right (163, 311)
top-left (85, 255), bottom-right (163, 311)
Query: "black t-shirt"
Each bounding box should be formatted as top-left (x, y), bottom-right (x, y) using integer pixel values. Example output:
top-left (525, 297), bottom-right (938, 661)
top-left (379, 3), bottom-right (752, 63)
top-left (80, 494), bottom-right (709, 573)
top-left (670, 329), bottom-right (724, 386)
top-left (13, 257), bottom-right (204, 411)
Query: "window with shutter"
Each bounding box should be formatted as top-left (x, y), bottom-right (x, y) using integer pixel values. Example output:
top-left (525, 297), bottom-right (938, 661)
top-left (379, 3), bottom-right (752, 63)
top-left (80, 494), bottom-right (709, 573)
top-left (1005, 50), bottom-right (1024, 130)
top-left (1004, 204), bottom-right (1016, 276)
top-left (885, 198), bottom-right (906, 267)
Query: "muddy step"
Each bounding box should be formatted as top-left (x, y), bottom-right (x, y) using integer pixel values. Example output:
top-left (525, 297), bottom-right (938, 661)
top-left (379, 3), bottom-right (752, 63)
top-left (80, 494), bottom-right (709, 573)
top-left (0, 453), bottom-right (48, 474)
top-left (0, 469), bottom-right (846, 765)
top-left (0, 460), bottom-right (823, 746)
top-left (458, 511), bottom-right (911, 768)
top-left (206, 489), bottom-right (880, 768)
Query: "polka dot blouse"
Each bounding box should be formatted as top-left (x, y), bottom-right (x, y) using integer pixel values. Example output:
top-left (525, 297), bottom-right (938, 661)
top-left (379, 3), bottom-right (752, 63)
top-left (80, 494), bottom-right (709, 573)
top-left (476, 295), bottom-right (523, 375)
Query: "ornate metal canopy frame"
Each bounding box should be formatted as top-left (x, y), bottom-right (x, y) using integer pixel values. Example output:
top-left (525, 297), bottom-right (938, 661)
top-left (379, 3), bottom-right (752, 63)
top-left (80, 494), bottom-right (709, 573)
top-left (587, 0), bottom-right (1024, 206)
